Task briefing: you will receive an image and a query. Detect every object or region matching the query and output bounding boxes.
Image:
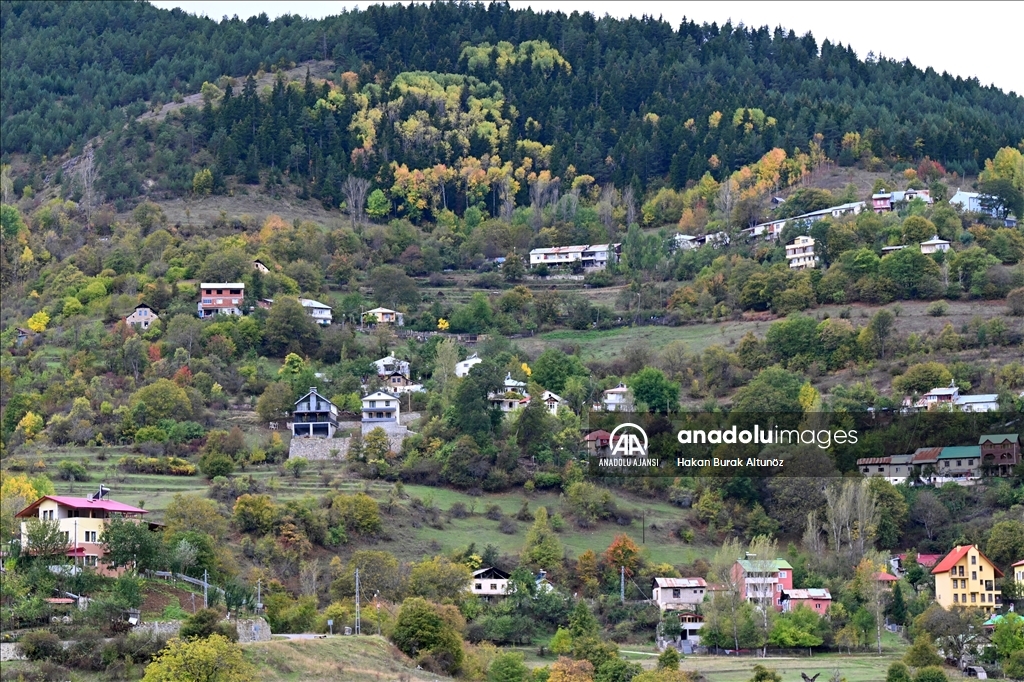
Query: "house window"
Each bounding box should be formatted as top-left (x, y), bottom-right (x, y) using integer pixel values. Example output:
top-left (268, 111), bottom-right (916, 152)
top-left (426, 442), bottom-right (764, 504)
top-left (779, 571), bottom-right (786, 578)
top-left (971, 555), bottom-right (977, 565)
top-left (971, 594), bottom-right (976, 603)
top-left (84, 531), bottom-right (97, 542)
top-left (985, 581), bottom-right (993, 591)
top-left (475, 583), bottom-right (482, 590)
top-left (959, 566), bottom-right (965, 577)
top-left (672, 589), bottom-right (680, 598)
top-left (490, 584), bottom-right (497, 590)
top-left (954, 593), bottom-right (958, 603)
top-left (972, 571), bottom-right (977, 581)
top-left (85, 556), bottom-right (98, 567)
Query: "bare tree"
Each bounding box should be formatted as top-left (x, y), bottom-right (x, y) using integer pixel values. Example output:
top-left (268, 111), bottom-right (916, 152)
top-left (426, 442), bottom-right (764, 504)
top-left (498, 176), bottom-right (515, 221)
top-left (78, 147), bottom-right (97, 220)
top-left (0, 164), bottom-right (12, 204)
top-left (598, 184), bottom-right (617, 235)
top-left (299, 558), bottom-right (324, 597)
top-left (746, 534), bottom-right (780, 658)
top-left (622, 185), bottom-right (637, 226)
top-left (341, 175), bottom-right (370, 229)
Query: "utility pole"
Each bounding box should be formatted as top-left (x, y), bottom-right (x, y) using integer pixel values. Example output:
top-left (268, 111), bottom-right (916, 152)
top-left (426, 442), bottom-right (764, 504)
top-left (204, 569), bottom-right (208, 609)
top-left (354, 568), bottom-right (361, 635)
top-left (620, 566), bottom-right (625, 604)
top-left (372, 589), bottom-right (380, 638)
top-left (642, 510), bottom-right (645, 544)
top-left (257, 579), bottom-right (262, 613)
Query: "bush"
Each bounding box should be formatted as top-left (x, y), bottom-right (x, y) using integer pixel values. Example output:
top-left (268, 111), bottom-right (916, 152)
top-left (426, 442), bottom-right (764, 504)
top-left (57, 460), bottom-right (88, 481)
top-left (926, 300), bottom-right (949, 317)
top-left (532, 472), bottom-right (562, 489)
top-left (19, 631), bottom-right (62, 661)
top-left (134, 425), bottom-right (169, 443)
top-left (199, 452), bottom-right (235, 478)
top-left (448, 502), bottom-right (469, 518)
top-left (179, 608), bottom-right (223, 640)
top-left (913, 667), bottom-right (949, 682)
top-left (498, 517), bottom-right (517, 534)
top-left (1008, 287), bottom-right (1024, 316)
top-left (485, 504), bottom-right (503, 521)
top-left (118, 455), bottom-right (196, 475)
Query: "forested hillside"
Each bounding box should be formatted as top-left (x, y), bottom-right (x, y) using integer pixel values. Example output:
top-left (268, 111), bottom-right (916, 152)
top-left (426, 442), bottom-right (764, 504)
top-left (3, 0), bottom-right (1024, 200)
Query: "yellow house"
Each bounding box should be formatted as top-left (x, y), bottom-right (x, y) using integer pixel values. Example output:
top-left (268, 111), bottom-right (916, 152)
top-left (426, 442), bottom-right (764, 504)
top-left (1013, 559), bottom-right (1024, 585)
top-left (16, 494), bottom-right (149, 574)
top-left (931, 545), bottom-right (1003, 614)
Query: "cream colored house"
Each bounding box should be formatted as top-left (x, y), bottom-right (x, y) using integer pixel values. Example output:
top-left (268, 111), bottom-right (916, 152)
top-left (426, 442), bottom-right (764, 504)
top-left (785, 236), bottom-right (818, 270)
top-left (651, 577), bottom-right (707, 611)
top-left (16, 494), bottom-right (149, 574)
top-left (470, 567), bottom-right (510, 598)
top-left (920, 235), bottom-right (951, 255)
top-left (125, 304), bottom-right (158, 329)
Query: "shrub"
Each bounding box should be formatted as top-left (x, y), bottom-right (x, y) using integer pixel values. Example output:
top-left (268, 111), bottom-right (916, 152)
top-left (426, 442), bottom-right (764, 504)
top-left (19, 630), bottom-right (62, 661)
top-left (179, 608), bottom-right (222, 640)
top-left (498, 517), bottom-right (517, 534)
top-left (926, 300), bottom-right (949, 317)
top-left (118, 456), bottom-right (196, 475)
top-left (134, 426), bottom-right (169, 443)
top-left (1008, 287), bottom-right (1024, 316)
top-left (199, 452), bottom-right (235, 478)
top-left (484, 504), bottom-right (503, 521)
top-left (913, 667), bottom-right (949, 682)
top-left (1006, 650), bottom-right (1024, 680)
top-left (532, 472), bottom-right (562, 489)
top-left (57, 460), bottom-right (88, 481)
top-left (448, 502), bottom-right (468, 518)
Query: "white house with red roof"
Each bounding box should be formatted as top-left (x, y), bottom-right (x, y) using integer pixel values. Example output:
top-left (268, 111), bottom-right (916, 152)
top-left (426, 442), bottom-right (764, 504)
top-left (16, 493), bottom-right (149, 575)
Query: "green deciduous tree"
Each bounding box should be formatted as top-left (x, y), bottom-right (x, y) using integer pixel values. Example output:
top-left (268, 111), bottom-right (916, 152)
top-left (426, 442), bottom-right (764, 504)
top-left (141, 634), bottom-right (255, 682)
top-left (521, 506), bottom-right (562, 568)
top-left (391, 597), bottom-right (464, 675)
top-left (101, 518), bottom-right (162, 572)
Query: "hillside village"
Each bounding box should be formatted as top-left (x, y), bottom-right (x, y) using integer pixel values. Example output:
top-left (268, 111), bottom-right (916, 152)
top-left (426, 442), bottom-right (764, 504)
top-left (2, 2), bottom-right (1024, 682)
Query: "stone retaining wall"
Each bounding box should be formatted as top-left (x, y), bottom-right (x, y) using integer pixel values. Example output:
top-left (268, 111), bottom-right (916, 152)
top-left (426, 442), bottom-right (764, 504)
top-left (288, 436), bottom-right (350, 461)
top-left (133, 616), bottom-right (272, 643)
top-left (0, 643), bottom-right (27, 662)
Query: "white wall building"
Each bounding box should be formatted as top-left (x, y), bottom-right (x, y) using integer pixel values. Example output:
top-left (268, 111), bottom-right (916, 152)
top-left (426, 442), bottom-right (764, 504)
top-left (601, 383), bottom-right (632, 412)
top-left (651, 577), bottom-right (708, 611)
top-left (920, 236), bottom-right (951, 255)
top-left (362, 391), bottom-right (401, 423)
top-left (125, 304), bottom-right (158, 329)
top-left (373, 355), bottom-right (410, 378)
top-left (298, 298), bottom-right (332, 325)
top-left (785, 235), bottom-right (818, 270)
top-left (455, 353), bottom-right (482, 378)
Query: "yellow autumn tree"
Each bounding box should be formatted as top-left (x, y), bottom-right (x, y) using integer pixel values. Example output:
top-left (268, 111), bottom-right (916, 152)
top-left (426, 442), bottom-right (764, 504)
top-left (26, 311), bottom-right (49, 333)
top-left (142, 635), bottom-right (256, 682)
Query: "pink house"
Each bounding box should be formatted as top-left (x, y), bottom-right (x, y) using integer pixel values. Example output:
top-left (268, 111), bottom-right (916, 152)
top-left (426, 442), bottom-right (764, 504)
top-left (732, 558), bottom-right (794, 611)
top-left (782, 588), bottom-right (831, 613)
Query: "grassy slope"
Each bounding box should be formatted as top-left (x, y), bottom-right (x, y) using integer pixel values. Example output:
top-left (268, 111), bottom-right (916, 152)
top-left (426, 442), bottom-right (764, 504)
top-left (243, 636), bottom-right (440, 682)
top-left (31, 450), bottom-right (703, 566)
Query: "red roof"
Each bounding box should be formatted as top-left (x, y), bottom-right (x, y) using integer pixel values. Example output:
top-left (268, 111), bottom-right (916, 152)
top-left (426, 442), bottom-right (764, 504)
top-left (585, 430), bottom-right (611, 441)
top-left (912, 447), bottom-right (943, 463)
top-left (932, 546), bottom-right (1004, 578)
top-left (898, 553), bottom-right (941, 567)
top-left (874, 572), bottom-right (898, 582)
top-left (1012, 559), bottom-right (1024, 567)
top-left (16, 495), bottom-right (148, 518)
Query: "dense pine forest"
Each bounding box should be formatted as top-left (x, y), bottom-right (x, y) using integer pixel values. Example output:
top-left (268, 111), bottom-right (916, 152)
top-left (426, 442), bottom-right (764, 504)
top-left (3, 0), bottom-right (1024, 204)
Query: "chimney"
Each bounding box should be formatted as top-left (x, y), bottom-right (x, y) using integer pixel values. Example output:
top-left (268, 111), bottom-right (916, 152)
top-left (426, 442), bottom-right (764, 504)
top-left (310, 387), bottom-right (317, 394)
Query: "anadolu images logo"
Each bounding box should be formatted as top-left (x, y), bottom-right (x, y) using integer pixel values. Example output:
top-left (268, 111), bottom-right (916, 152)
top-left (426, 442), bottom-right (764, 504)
top-left (609, 423), bottom-right (648, 457)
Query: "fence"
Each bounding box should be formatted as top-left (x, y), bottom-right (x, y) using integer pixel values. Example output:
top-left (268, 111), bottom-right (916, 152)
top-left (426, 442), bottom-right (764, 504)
top-left (148, 570), bottom-right (225, 596)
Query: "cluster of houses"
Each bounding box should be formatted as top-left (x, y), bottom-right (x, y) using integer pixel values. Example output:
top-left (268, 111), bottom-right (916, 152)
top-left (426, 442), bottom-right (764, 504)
top-left (903, 381), bottom-right (1000, 414)
top-left (857, 433), bottom-right (1020, 484)
top-left (528, 243), bottom-right (620, 271)
top-left (13, 484), bottom-right (1023, 654)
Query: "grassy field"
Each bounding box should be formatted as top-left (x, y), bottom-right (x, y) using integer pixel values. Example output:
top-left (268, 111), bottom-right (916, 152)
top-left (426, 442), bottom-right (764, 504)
top-left (243, 636), bottom-right (439, 682)
top-left (26, 446), bottom-right (703, 567)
